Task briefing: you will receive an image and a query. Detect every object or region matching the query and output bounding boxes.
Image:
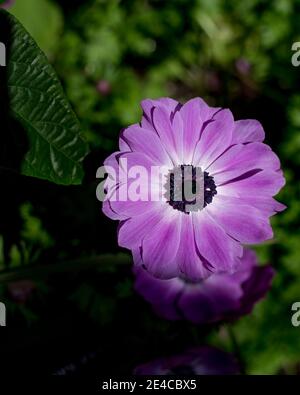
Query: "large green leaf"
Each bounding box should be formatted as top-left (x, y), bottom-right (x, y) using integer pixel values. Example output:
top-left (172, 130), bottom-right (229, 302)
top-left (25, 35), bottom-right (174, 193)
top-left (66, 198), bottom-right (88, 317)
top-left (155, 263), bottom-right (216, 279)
top-left (0, 10), bottom-right (89, 185)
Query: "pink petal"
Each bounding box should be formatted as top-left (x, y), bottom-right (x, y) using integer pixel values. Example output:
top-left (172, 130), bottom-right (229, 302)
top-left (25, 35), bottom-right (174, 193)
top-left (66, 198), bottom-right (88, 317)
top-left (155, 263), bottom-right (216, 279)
top-left (231, 119), bottom-right (265, 145)
top-left (141, 97), bottom-right (179, 120)
top-left (142, 210), bottom-right (182, 278)
top-left (119, 136), bottom-right (131, 151)
top-left (193, 109), bottom-right (234, 169)
top-left (217, 170), bottom-right (286, 197)
top-left (176, 214), bottom-right (213, 280)
top-left (223, 196), bottom-right (285, 217)
top-left (107, 152), bottom-right (161, 217)
top-left (207, 195), bottom-right (274, 244)
top-left (193, 211), bottom-right (243, 272)
top-left (132, 247), bottom-right (143, 266)
top-left (118, 204), bottom-right (167, 249)
top-left (179, 98), bottom-right (204, 163)
top-left (152, 106), bottom-right (182, 164)
top-left (122, 125), bottom-right (172, 166)
top-left (209, 142), bottom-right (281, 184)
top-left (134, 267), bottom-right (183, 320)
top-left (102, 200), bottom-right (127, 220)
top-left (141, 98), bottom-right (180, 131)
top-left (110, 188), bottom-right (157, 218)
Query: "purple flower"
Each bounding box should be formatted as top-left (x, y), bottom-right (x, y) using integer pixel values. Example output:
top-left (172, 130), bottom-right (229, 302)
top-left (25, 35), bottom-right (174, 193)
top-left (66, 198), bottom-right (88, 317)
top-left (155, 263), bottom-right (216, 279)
top-left (8, 280), bottom-right (36, 304)
top-left (134, 346), bottom-right (239, 375)
top-left (0, 0), bottom-right (15, 9)
top-left (134, 249), bottom-right (274, 324)
top-left (235, 58), bottom-right (252, 75)
top-left (102, 97), bottom-right (285, 279)
top-left (96, 80), bottom-right (111, 96)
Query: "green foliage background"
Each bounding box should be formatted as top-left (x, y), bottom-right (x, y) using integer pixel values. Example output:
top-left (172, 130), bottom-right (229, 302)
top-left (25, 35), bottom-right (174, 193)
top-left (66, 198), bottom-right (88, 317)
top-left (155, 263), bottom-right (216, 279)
top-left (0, 0), bottom-right (300, 374)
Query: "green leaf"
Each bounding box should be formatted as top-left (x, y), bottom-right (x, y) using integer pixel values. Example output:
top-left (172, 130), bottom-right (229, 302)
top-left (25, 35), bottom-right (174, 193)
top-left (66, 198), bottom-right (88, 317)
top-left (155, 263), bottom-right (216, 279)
top-left (0, 10), bottom-right (89, 185)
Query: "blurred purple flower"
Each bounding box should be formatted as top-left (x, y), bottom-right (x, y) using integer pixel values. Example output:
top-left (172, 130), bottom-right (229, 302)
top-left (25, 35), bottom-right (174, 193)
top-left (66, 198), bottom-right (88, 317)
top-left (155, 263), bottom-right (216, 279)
top-left (103, 97), bottom-right (285, 280)
top-left (134, 249), bottom-right (274, 325)
top-left (8, 280), bottom-right (36, 304)
top-left (0, 0), bottom-right (15, 9)
top-left (205, 71), bottom-right (221, 92)
top-left (134, 346), bottom-right (239, 375)
top-left (235, 58), bottom-right (251, 75)
top-left (96, 80), bottom-right (111, 96)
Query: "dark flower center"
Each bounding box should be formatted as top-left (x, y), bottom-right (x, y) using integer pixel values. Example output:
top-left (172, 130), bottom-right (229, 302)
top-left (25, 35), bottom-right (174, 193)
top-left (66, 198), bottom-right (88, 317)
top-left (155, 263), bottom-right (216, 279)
top-left (164, 165), bottom-right (217, 214)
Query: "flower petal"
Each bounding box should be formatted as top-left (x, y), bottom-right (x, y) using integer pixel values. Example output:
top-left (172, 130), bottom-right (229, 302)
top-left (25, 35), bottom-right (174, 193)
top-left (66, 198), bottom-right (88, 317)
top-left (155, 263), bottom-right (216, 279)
top-left (217, 170), bottom-right (286, 216)
top-left (141, 97), bottom-right (179, 121)
top-left (102, 200), bottom-right (127, 220)
top-left (209, 142), bottom-right (281, 184)
top-left (231, 119), bottom-right (265, 145)
top-left (179, 98), bottom-right (205, 163)
top-left (141, 98), bottom-right (180, 131)
top-left (142, 210), bottom-right (182, 278)
top-left (152, 106), bottom-right (182, 164)
top-left (134, 267), bottom-right (183, 320)
top-left (110, 190), bottom-right (157, 218)
top-left (193, 211), bottom-right (243, 272)
top-left (207, 195), bottom-right (274, 244)
top-left (217, 169), bottom-right (286, 197)
top-left (178, 277), bottom-right (242, 324)
top-left (118, 204), bottom-right (167, 249)
top-left (176, 214), bottom-right (212, 280)
top-left (193, 109), bottom-right (234, 169)
top-left (119, 135), bottom-right (131, 152)
top-left (234, 196), bottom-right (285, 217)
top-left (121, 124), bottom-right (173, 166)
top-left (238, 265), bottom-right (275, 315)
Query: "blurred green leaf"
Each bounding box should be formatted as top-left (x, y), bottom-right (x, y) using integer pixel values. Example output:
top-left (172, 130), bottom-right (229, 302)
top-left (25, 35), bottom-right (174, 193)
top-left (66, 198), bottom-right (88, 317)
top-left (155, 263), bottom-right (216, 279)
top-left (9, 0), bottom-right (63, 57)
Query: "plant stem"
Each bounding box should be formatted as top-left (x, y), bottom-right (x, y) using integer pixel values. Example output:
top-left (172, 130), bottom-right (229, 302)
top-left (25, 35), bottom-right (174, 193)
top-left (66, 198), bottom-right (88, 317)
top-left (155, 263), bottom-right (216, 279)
top-left (0, 253), bottom-right (131, 284)
top-left (227, 325), bottom-right (246, 375)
